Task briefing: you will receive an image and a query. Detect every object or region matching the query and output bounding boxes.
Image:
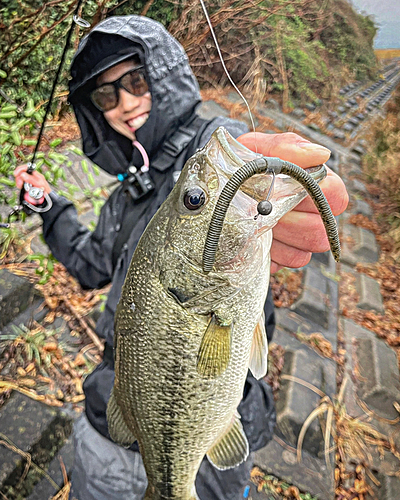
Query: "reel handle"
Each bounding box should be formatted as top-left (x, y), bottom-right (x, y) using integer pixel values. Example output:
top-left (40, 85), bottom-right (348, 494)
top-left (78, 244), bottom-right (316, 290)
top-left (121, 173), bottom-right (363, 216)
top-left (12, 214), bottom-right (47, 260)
top-left (20, 182), bottom-right (53, 215)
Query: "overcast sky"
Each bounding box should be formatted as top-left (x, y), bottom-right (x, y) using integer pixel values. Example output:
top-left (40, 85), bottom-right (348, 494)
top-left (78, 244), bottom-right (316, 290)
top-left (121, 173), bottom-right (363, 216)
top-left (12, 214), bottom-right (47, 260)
top-left (350, 0), bottom-right (400, 48)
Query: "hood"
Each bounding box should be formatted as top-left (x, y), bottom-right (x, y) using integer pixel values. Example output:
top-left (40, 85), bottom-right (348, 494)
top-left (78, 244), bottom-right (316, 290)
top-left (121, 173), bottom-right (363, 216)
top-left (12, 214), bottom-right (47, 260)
top-left (68, 16), bottom-right (202, 175)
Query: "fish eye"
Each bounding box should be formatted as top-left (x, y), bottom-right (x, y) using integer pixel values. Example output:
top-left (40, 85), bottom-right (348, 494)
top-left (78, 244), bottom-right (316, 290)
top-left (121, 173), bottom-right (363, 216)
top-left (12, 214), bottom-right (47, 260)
top-left (183, 187), bottom-right (206, 210)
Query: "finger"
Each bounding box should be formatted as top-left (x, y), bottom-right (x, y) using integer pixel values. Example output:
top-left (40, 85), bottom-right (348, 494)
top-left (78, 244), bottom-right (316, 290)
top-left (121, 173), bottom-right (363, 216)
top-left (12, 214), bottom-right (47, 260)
top-left (237, 132), bottom-right (331, 168)
top-left (14, 164), bottom-right (30, 176)
top-left (15, 176), bottom-right (24, 189)
top-left (270, 262), bottom-right (284, 274)
top-left (270, 237), bottom-right (312, 269)
top-left (273, 211), bottom-right (331, 254)
top-left (294, 168), bottom-right (349, 215)
top-left (17, 172), bottom-right (51, 193)
top-left (18, 172), bottom-right (41, 184)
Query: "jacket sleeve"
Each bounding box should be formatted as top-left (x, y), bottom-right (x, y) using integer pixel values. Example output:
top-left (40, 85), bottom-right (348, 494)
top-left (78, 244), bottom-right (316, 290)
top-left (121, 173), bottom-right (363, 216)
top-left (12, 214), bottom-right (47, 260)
top-left (40, 191), bottom-right (114, 289)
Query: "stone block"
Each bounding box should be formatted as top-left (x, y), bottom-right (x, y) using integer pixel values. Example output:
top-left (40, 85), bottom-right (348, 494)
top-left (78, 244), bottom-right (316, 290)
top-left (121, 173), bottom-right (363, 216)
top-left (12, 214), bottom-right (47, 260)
top-left (351, 179), bottom-right (368, 195)
top-left (342, 319), bottom-right (400, 419)
top-left (371, 473), bottom-right (400, 500)
top-left (0, 299), bottom-right (47, 361)
top-left (352, 199), bottom-right (373, 217)
top-left (241, 113), bottom-right (259, 129)
top-left (196, 100), bottom-right (229, 120)
top-left (325, 150), bottom-right (340, 174)
top-left (29, 233), bottom-right (48, 256)
top-left (311, 250), bottom-right (330, 266)
top-left (356, 274), bottom-right (384, 313)
top-left (332, 129), bottom-right (345, 140)
top-left (343, 123), bottom-right (354, 132)
top-left (265, 98), bottom-right (281, 111)
top-left (0, 394), bottom-right (73, 488)
top-left (275, 349), bottom-right (325, 456)
top-left (254, 437), bottom-right (334, 500)
top-left (337, 106), bottom-right (346, 113)
top-left (352, 144), bottom-right (366, 157)
top-left (226, 91), bottom-right (243, 104)
top-left (291, 108), bottom-right (306, 120)
top-left (27, 436), bottom-right (74, 500)
top-left (307, 123), bottom-right (321, 132)
top-left (347, 162), bottom-right (362, 176)
top-left (0, 270), bottom-right (37, 330)
top-left (341, 225), bottom-right (379, 266)
top-left (348, 117), bottom-right (359, 126)
top-left (272, 118), bottom-right (286, 131)
top-left (78, 208), bottom-right (98, 228)
top-left (290, 267), bottom-right (329, 329)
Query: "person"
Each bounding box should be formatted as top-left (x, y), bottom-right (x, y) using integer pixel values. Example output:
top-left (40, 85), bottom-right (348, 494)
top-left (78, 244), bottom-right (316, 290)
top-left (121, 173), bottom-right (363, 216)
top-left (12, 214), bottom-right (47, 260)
top-left (14, 15), bottom-right (348, 500)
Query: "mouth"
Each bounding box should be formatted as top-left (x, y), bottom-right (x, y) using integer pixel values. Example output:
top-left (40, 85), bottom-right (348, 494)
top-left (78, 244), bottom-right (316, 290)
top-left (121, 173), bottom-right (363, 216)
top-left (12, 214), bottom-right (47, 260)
top-left (126, 112), bottom-right (149, 132)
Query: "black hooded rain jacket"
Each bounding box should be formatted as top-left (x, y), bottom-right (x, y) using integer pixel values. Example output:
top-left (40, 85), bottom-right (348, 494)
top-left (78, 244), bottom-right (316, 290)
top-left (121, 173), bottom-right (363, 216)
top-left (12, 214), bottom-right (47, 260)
top-left (40, 15), bottom-right (275, 455)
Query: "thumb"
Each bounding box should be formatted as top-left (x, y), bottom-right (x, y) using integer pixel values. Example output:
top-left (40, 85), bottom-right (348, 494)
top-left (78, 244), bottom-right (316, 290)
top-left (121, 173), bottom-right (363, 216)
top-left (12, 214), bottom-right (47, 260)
top-left (237, 132), bottom-right (331, 168)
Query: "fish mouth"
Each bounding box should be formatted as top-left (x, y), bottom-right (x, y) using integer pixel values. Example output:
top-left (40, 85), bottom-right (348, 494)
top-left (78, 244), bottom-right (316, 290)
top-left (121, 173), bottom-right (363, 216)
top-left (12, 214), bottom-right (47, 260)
top-left (208, 127), bottom-right (327, 228)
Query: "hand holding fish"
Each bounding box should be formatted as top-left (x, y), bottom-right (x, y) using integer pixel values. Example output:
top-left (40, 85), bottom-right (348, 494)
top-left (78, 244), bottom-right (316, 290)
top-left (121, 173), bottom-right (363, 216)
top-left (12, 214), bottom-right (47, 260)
top-left (237, 132), bottom-right (349, 273)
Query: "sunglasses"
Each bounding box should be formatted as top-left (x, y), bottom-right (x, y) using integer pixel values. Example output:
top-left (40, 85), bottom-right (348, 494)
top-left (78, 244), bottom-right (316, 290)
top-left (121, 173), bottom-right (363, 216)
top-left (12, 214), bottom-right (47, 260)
top-left (90, 66), bottom-right (149, 112)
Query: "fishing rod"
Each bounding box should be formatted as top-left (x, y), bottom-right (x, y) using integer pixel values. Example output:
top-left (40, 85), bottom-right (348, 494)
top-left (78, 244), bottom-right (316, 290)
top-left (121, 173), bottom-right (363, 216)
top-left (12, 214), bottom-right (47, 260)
top-left (1, 0), bottom-right (89, 228)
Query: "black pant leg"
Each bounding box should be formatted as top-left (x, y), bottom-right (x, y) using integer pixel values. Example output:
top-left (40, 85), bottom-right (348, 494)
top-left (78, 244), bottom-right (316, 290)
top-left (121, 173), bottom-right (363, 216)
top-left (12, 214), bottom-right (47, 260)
top-left (195, 454), bottom-right (254, 500)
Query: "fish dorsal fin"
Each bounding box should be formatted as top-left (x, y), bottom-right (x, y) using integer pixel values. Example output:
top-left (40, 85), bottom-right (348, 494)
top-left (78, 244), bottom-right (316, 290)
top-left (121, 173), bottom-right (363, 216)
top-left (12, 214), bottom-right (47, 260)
top-left (249, 313), bottom-right (268, 380)
top-left (197, 314), bottom-right (232, 378)
top-left (206, 412), bottom-right (249, 470)
top-left (106, 389), bottom-right (136, 448)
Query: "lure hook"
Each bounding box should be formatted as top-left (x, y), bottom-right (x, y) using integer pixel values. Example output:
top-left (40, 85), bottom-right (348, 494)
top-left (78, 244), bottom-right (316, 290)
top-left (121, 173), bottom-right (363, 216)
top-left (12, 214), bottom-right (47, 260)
top-left (254, 170), bottom-right (275, 219)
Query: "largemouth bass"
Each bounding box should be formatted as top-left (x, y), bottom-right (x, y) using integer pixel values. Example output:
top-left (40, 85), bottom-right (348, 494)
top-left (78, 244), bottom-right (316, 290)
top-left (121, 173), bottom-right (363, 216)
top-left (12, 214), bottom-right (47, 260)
top-left (107, 127), bottom-right (331, 500)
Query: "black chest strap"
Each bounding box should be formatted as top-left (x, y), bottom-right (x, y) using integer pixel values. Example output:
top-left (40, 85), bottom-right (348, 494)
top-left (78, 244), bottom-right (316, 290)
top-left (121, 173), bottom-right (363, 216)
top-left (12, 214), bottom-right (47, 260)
top-left (150, 114), bottom-right (209, 172)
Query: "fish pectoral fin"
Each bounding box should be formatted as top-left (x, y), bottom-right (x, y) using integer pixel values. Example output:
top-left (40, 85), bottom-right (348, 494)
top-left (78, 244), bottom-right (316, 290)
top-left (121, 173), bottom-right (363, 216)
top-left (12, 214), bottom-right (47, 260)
top-left (197, 314), bottom-right (232, 378)
top-left (106, 389), bottom-right (136, 448)
top-left (249, 312), bottom-right (268, 380)
top-left (206, 412), bottom-right (249, 470)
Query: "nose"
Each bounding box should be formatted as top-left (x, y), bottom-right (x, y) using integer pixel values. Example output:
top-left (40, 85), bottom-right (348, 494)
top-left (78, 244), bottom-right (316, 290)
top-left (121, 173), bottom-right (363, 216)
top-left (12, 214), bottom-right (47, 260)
top-left (118, 88), bottom-right (141, 112)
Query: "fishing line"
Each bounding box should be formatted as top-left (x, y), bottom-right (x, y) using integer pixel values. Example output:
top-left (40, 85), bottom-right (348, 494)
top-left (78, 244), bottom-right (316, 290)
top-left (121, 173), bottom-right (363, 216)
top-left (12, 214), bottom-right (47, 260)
top-left (198, 0), bottom-right (258, 152)
top-left (202, 160), bottom-right (340, 273)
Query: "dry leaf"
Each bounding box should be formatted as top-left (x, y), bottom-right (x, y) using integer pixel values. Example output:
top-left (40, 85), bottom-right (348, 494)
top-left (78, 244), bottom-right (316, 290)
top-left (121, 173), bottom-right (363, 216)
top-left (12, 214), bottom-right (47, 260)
top-left (19, 378), bottom-right (36, 387)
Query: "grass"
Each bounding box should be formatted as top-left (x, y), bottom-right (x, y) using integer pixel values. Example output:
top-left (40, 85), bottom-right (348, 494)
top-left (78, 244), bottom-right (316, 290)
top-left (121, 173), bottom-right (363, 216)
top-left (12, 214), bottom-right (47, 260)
top-left (374, 49), bottom-right (400, 60)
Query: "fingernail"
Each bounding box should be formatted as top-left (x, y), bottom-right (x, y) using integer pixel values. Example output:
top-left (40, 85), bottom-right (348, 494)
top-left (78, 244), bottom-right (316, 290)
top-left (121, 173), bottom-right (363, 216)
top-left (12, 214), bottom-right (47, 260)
top-left (299, 142), bottom-right (331, 154)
